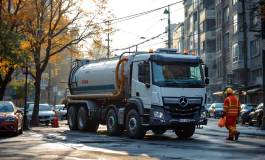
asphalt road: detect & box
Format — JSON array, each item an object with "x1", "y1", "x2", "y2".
[{"x1": 0, "y1": 118, "x2": 265, "y2": 160}]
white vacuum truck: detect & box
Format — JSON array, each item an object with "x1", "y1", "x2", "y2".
[{"x1": 66, "y1": 48, "x2": 209, "y2": 139}]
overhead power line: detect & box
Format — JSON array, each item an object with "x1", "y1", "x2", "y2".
[{"x1": 111, "y1": 31, "x2": 166, "y2": 52}]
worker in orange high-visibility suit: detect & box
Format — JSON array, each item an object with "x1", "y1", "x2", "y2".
[{"x1": 222, "y1": 88, "x2": 241, "y2": 141}]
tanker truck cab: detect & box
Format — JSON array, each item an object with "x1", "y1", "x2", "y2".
[
  {"x1": 130, "y1": 51, "x2": 209, "y2": 138},
  {"x1": 66, "y1": 48, "x2": 209, "y2": 139}
]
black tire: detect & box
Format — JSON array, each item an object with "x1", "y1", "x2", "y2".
[
  {"x1": 77, "y1": 107, "x2": 89, "y2": 132},
  {"x1": 126, "y1": 109, "x2": 146, "y2": 139},
  {"x1": 68, "y1": 106, "x2": 78, "y2": 130},
  {"x1": 45, "y1": 122, "x2": 49, "y2": 126},
  {"x1": 12, "y1": 121, "x2": 19, "y2": 137},
  {"x1": 249, "y1": 118, "x2": 254, "y2": 126},
  {"x1": 106, "y1": 109, "x2": 124, "y2": 136},
  {"x1": 152, "y1": 128, "x2": 167, "y2": 135},
  {"x1": 174, "y1": 124, "x2": 195, "y2": 138},
  {"x1": 77, "y1": 107, "x2": 99, "y2": 132}
]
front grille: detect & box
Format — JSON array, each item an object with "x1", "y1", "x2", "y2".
[{"x1": 39, "y1": 116, "x2": 50, "y2": 119}]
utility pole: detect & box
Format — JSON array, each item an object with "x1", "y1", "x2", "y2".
[
  {"x1": 259, "y1": 1, "x2": 265, "y2": 130},
  {"x1": 47, "y1": 63, "x2": 51, "y2": 105},
  {"x1": 164, "y1": 6, "x2": 171, "y2": 48},
  {"x1": 242, "y1": 0, "x2": 248, "y2": 104}
]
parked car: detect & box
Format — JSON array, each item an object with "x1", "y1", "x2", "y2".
[
  {"x1": 0, "y1": 101, "x2": 23, "y2": 136},
  {"x1": 204, "y1": 104, "x2": 211, "y2": 118},
  {"x1": 249, "y1": 103, "x2": 263, "y2": 126},
  {"x1": 28, "y1": 104, "x2": 54, "y2": 126},
  {"x1": 54, "y1": 105, "x2": 67, "y2": 120},
  {"x1": 208, "y1": 103, "x2": 224, "y2": 118},
  {"x1": 238, "y1": 104, "x2": 257, "y2": 124}
]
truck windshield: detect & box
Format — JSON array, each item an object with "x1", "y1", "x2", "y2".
[{"x1": 152, "y1": 62, "x2": 204, "y2": 88}]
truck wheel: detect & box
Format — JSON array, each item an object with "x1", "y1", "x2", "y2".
[
  {"x1": 106, "y1": 109, "x2": 124, "y2": 136},
  {"x1": 152, "y1": 128, "x2": 167, "y2": 135},
  {"x1": 174, "y1": 124, "x2": 195, "y2": 139},
  {"x1": 68, "y1": 107, "x2": 78, "y2": 130},
  {"x1": 77, "y1": 107, "x2": 89, "y2": 132},
  {"x1": 126, "y1": 109, "x2": 146, "y2": 139}
]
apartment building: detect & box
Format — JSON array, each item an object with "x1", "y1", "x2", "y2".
[
  {"x1": 214, "y1": 0, "x2": 263, "y2": 104},
  {"x1": 183, "y1": 0, "x2": 217, "y2": 103},
  {"x1": 173, "y1": 23, "x2": 185, "y2": 53}
]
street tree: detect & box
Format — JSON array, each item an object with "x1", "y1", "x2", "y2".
[
  {"x1": 0, "y1": 0, "x2": 29, "y2": 100},
  {"x1": 20, "y1": 0, "x2": 114, "y2": 126}
]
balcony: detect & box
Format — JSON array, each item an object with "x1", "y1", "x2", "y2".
[
  {"x1": 200, "y1": 31, "x2": 215, "y2": 41},
  {"x1": 232, "y1": 60, "x2": 245, "y2": 71},
  {"x1": 200, "y1": 9, "x2": 215, "y2": 22},
  {"x1": 188, "y1": 5, "x2": 193, "y2": 16}
]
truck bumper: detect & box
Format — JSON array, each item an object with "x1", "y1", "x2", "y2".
[{"x1": 148, "y1": 106, "x2": 207, "y2": 127}]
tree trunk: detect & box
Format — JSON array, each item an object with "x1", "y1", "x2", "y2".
[
  {"x1": 0, "y1": 83, "x2": 7, "y2": 100},
  {"x1": 0, "y1": 67, "x2": 14, "y2": 100},
  {"x1": 31, "y1": 70, "x2": 42, "y2": 126}
]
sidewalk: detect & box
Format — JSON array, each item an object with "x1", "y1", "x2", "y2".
[{"x1": 204, "y1": 118, "x2": 265, "y2": 137}]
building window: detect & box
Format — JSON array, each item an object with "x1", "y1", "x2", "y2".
[
  {"x1": 250, "y1": 39, "x2": 260, "y2": 57},
  {"x1": 223, "y1": 6, "x2": 229, "y2": 24},
  {"x1": 224, "y1": 33, "x2": 229, "y2": 49},
  {"x1": 232, "y1": 43, "x2": 238, "y2": 62},
  {"x1": 251, "y1": 10, "x2": 258, "y2": 27},
  {"x1": 232, "y1": 0, "x2": 237, "y2": 6},
  {"x1": 252, "y1": 68, "x2": 262, "y2": 82},
  {"x1": 201, "y1": 41, "x2": 205, "y2": 53},
  {"x1": 233, "y1": 14, "x2": 238, "y2": 33}
]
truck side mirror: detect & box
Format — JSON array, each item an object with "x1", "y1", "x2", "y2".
[
  {"x1": 204, "y1": 66, "x2": 209, "y2": 77},
  {"x1": 138, "y1": 63, "x2": 146, "y2": 76},
  {"x1": 205, "y1": 78, "x2": 209, "y2": 85}
]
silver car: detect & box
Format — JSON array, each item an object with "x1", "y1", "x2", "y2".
[
  {"x1": 208, "y1": 103, "x2": 224, "y2": 118},
  {"x1": 54, "y1": 105, "x2": 67, "y2": 120},
  {"x1": 28, "y1": 104, "x2": 54, "y2": 126}
]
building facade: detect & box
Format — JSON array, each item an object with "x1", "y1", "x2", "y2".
[
  {"x1": 183, "y1": 0, "x2": 217, "y2": 103},
  {"x1": 214, "y1": 0, "x2": 263, "y2": 104},
  {"x1": 173, "y1": 23, "x2": 185, "y2": 53}
]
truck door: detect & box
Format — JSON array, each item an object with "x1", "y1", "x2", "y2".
[{"x1": 131, "y1": 61, "x2": 151, "y2": 109}]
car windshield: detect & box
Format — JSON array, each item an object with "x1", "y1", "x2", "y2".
[
  {"x1": 215, "y1": 104, "x2": 224, "y2": 108},
  {"x1": 152, "y1": 62, "x2": 204, "y2": 88},
  {"x1": 246, "y1": 105, "x2": 256, "y2": 110},
  {"x1": 29, "y1": 104, "x2": 52, "y2": 111},
  {"x1": 55, "y1": 105, "x2": 64, "y2": 110},
  {"x1": 0, "y1": 102, "x2": 14, "y2": 112},
  {"x1": 205, "y1": 104, "x2": 211, "y2": 109}
]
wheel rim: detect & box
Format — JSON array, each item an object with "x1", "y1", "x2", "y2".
[
  {"x1": 79, "y1": 111, "x2": 84, "y2": 128},
  {"x1": 108, "y1": 115, "x2": 115, "y2": 130},
  {"x1": 128, "y1": 117, "x2": 137, "y2": 133}
]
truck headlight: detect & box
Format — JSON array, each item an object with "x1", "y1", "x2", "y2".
[
  {"x1": 5, "y1": 117, "x2": 15, "y2": 122},
  {"x1": 153, "y1": 111, "x2": 164, "y2": 119}
]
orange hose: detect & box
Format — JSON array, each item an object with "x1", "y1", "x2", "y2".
[{"x1": 115, "y1": 58, "x2": 128, "y2": 88}]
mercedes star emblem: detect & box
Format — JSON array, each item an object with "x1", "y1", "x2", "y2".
[{"x1": 179, "y1": 97, "x2": 188, "y2": 107}]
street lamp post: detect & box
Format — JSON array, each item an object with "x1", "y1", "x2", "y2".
[
  {"x1": 164, "y1": 6, "x2": 171, "y2": 48},
  {"x1": 22, "y1": 64, "x2": 31, "y2": 130}
]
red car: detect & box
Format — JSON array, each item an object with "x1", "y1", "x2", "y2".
[{"x1": 0, "y1": 101, "x2": 23, "y2": 136}]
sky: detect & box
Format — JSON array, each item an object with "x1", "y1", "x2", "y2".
[{"x1": 82, "y1": 0, "x2": 184, "y2": 56}]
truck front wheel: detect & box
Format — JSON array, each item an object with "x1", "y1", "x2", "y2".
[
  {"x1": 126, "y1": 109, "x2": 146, "y2": 139},
  {"x1": 68, "y1": 107, "x2": 78, "y2": 130},
  {"x1": 174, "y1": 124, "x2": 195, "y2": 139},
  {"x1": 106, "y1": 109, "x2": 124, "y2": 136}
]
